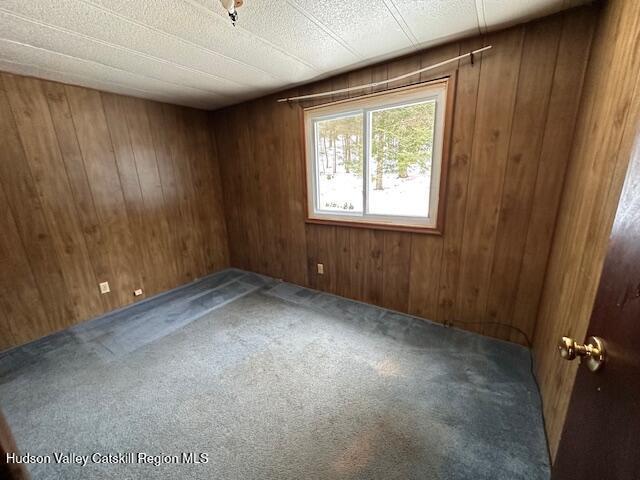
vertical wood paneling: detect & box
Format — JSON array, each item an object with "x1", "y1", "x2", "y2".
[
  {"x1": 188, "y1": 109, "x2": 229, "y2": 272},
  {"x1": 121, "y1": 96, "x2": 178, "y2": 293},
  {"x1": 0, "y1": 1, "x2": 620, "y2": 462},
  {"x1": 334, "y1": 227, "x2": 351, "y2": 299},
  {"x1": 484, "y1": 16, "x2": 562, "y2": 339},
  {"x1": 236, "y1": 103, "x2": 262, "y2": 274},
  {"x1": 345, "y1": 68, "x2": 378, "y2": 303},
  {"x1": 379, "y1": 56, "x2": 418, "y2": 314},
  {"x1": 214, "y1": 8, "x2": 597, "y2": 345},
  {"x1": 435, "y1": 38, "x2": 481, "y2": 325},
  {"x1": 303, "y1": 79, "x2": 338, "y2": 291},
  {"x1": 408, "y1": 235, "x2": 443, "y2": 321},
  {"x1": 278, "y1": 90, "x2": 308, "y2": 286},
  {"x1": 0, "y1": 79, "x2": 73, "y2": 331},
  {"x1": 2, "y1": 74, "x2": 102, "y2": 325},
  {"x1": 0, "y1": 311, "x2": 14, "y2": 352},
  {"x1": 381, "y1": 232, "x2": 411, "y2": 312},
  {"x1": 145, "y1": 101, "x2": 191, "y2": 283},
  {"x1": 168, "y1": 104, "x2": 210, "y2": 278},
  {"x1": 212, "y1": 107, "x2": 248, "y2": 270},
  {"x1": 328, "y1": 75, "x2": 353, "y2": 299},
  {"x1": 100, "y1": 92, "x2": 163, "y2": 296},
  {"x1": 409, "y1": 41, "x2": 461, "y2": 323},
  {"x1": 67, "y1": 88, "x2": 145, "y2": 302},
  {"x1": 456, "y1": 26, "x2": 524, "y2": 332},
  {"x1": 0, "y1": 181, "x2": 49, "y2": 349},
  {"x1": 0, "y1": 75, "x2": 229, "y2": 350},
  {"x1": 43, "y1": 82, "x2": 114, "y2": 310},
  {"x1": 533, "y1": 0, "x2": 640, "y2": 459},
  {"x1": 306, "y1": 224, "x2": 337, "y2": 293},
  {"x1": 512, "y1": 9, "x2": 596, "y2": 342},
  {"x1": 251, "y1": 97, "x2": 282, "y2": 278},
  {"x1": 363, "y1": 230, "x2": 385, "y2": 306}
]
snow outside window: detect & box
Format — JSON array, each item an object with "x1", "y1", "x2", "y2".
[{"x1": 303, "y1": 81, "x2": 448, "y2": 231}]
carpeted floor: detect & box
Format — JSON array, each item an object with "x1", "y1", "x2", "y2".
[{"x1": 0, "y1": 269, "x2": 549, "y2": 479}]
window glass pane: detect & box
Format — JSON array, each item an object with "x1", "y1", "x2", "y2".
[
  {"x1": 315, "y1": 113, "x2": 364, "y2": 213},
  {"x1": 367, "y1": 100, "x2": 435, "y2": 217}
]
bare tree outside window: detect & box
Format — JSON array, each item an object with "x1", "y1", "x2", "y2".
[{"x1": 305, "y1": 82, "x2": 447, "y2": 230}]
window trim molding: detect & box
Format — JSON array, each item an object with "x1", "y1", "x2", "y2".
[{"x1": 300, "y1": 75, "x2": 455, "y2": 235}]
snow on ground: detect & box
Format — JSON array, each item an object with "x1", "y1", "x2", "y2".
[{"x1": 318, "y1": 165, "x2": 430, "y2": 217}]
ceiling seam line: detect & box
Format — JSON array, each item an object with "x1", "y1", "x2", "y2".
[
  {"x1": 77, "y1": 0, "x2": 307, "y2": 81},
  {"x1": 178, "y1": 0, "x2": 322, "y2": 72},
  {"x1": 381, "y1": 0, "x2": 419, "y2": 47},
  {"x1": 284, "y1": 0, "x2": 363, "y2": 59},
  {"x1": 86, "y1": 0, "x2": 312, "y2": 77},
  {"x1": 475, "y1": 0, "x2": 488, "y2": 34},
  {"x1": 482, "y1": 0, "x2": 488, "y2": 33},
  {"x1": 0, "y1": 8, "x2": 258, "y2": 92},
  {"x1": 0, "y1": 38, "x2": 228, "y2": 99},
  {"x1": 0, "y1": 57, "x2": 212, "y2": 108}
]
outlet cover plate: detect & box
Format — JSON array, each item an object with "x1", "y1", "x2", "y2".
[{"x1": 99, "y1": 281, "x2": 110, "y2": 294}]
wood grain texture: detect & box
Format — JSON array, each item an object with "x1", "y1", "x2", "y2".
[
  {"x1": 0, "y1": 74, "x2": 229, "y2": 351},
  {"x1": 512, "y1": 8, "x2": 596, "y2": 345},
  {"x1": 213, "y1": 8, "x2": 597, "y2": 345},
  {"x1": 3, "y1": 74, "x2": 102, "y2": 326},
  {"x1": 552, "y1": 65, "x2": 640, "y2": 479},
  {"x1": 533, "y1": 0, "x2": 640, "y2": 460},
  {"x1": 0, "y1": 180, "x2": 49, "y2": 347},
  {"x1": 483, "y1": 17, "x2": 562, "y2": 340},
  {"x1": 0, "y1": 81, "x2": 70, "y2": 337},
  {"x1": 456, "y1": 26, "x2": 524, "y2": 334},
  {"x1": 435, "y1": 38, "x2": 480, "y2": 326},
  {"x1": 42, "y1": 82, "x2": 117, "y2": 311}
]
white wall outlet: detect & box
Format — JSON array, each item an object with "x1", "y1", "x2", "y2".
[
  {"x1": 134, "y1": 288, "x2": 143, "y2": 297},
  {"x1": 317, "y1": 263, "x2": 324, "y2": 275},
  {"x1": 99, "y1": 281, "x2": 110, "y2": 294}
]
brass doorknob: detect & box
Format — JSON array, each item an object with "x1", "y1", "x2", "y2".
[{"x1": 558, "y1": 336, "x2": 606, "y2": 372}]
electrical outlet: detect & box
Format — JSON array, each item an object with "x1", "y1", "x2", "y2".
[
  {"x1": 134, "y1": 288, "x2": 143, "y2": 297},
  {"x1": 317, "y1": 263, "x2": 324, "y2": 275},
  {"x1": 99, "y1": 281, "x2": 110, "y2": 294}
]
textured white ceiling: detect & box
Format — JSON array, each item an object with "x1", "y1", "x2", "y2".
[{"x1": 0, "y1": 0, "x2": 590, "y2": 110}]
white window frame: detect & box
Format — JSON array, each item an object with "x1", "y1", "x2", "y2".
[{"x1": 303, "y1": 80, "x2": 449, "y2": 232}]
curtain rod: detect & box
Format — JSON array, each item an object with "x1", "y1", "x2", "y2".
[{"x1": 276, "y1": 45, "x2": 492, "y2": 103}]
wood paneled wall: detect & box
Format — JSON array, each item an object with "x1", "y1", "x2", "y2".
[
  {"x1": 0, "y1": 73, "x2": 229, "y2": 351},
  {"x1": 533, "y1": 0, "x2": 640, "y2": 460},
  {"x1": 213, "y1": 7, "x2": 597, "y2": 345}
]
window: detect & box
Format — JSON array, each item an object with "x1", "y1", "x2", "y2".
[{"x1": 304, "y1": 80, "x2": 450, "y2": 232}]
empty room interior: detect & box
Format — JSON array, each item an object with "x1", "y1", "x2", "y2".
[{"x1": 1, "y1": 0, "x2": 640, "y2": 478}]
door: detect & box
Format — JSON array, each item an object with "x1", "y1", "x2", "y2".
[{"x1": 552, "y1": 139, "x2": 640, "y2": 478}]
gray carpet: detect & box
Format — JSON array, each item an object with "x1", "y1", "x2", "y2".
[{"x1": 0, "y1": 269, "x2": 549, "y2": 479}]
